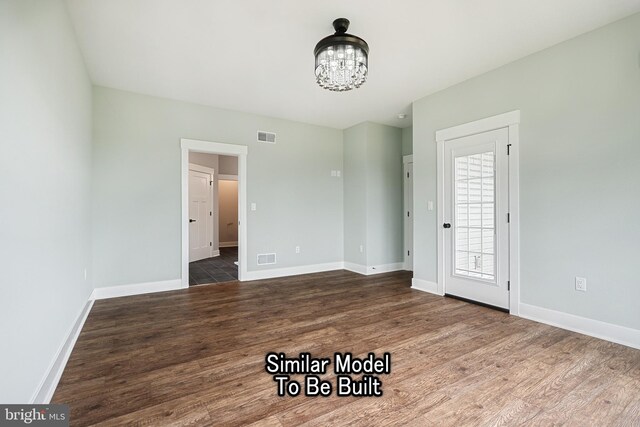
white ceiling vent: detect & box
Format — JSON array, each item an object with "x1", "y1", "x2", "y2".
[
  {"x1": 257, "y1": 253, "x2": 277, "y2": 265},
  {"x1": 257, "y1": 131, "x2": 276, "y2": 144}
]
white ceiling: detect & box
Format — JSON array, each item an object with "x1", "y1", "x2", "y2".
[{"x1": 65, "y1": 0, "x2": 640, "y2": 129}]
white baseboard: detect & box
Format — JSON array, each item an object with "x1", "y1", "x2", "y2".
[
  {"x1": 91, "y1": 279, "x2": 182, "y2": 300},
  {"x1": 343, "y1": 262, "x2": 404, "y2": 276},
  {"x1": 243, "y1": 262, "x2": 344, "y2": 281},
  {"x1": 219, "y1": 241, "x2": 238, "y2": 248},
  {"x1": 411, "y1": 278, "x2": 440, "y2": 295},
  {"x1": 31, "y1": 298, "x2": 94, "y2": 404},
  {"x1": 212, "y1": 249, "x2": 220, "y2": 257},
  {"x1": 519, "y1": 303, "x2": 640, "y2": 350},
  {"x1": 367, "y1": 262, "x2": 404, "y2": 275},
  {"x1": 343, "y1": 262, "x2": 367, "y2": 275}
]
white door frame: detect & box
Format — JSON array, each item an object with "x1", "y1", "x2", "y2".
[
  {"x1": 181, "y1": 138, "x2": 248, "y2": 287},
  {"x1": 403, "y1": 155, "x2": 413, "y2": 271},
  {"x1": 435, "y1": 110, "x2": 520, "y2": 315},
  {"x1": 188, "y1": 163, "x2": 215, "y2": 260}
]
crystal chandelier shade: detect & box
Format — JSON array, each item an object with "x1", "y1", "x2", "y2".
[{"x1": 314, "y1": 18, "x2": 369, "y2": 92}]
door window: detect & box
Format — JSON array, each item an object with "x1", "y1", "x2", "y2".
[{"x1": 454, "y1": 152, "x2": 495, "y2": 281}]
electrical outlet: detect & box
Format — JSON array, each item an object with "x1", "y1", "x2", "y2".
[
  {"x1": 295, "y1": 246, "x2": 300, "y2": 254},
  {"x1": 359, "y1": 245, "x2": 364, "y2": 253},
  {"x1": 251, "y1": 203, "x2": 257, "y2": 211},
  {"x1": 575, "y1": 277, "x2": 587, "y2": 292},
  {"x1": 84, "y1": 268, "x2": 87, "y2": 280}
]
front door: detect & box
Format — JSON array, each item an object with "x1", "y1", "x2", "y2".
[
  {"x1": 189, "y1": 169, "x2": 213, "y2": 262},
  {"x1": 443, "y1": 128, "x2": 510, "y2": 309}
]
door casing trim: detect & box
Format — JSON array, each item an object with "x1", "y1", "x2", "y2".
[
  {"x1": 403, "y1": 154, "x2": 414, "y2": 271},
  {"x1": 435, "y1": 110, "x2": 520, "y2": 315}
]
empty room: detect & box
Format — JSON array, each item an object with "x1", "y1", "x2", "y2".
[{"x1": 1, "y1": 0, "x2": 640, "y2": 425}]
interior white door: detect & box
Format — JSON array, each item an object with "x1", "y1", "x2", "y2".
[
  {"x1": 444, "y1": 128, "x2": 510, "y2": 309},
  {"x1": 404, "y1": 161, "x2": 413, "y2": 271},
  {"x1": 189, "y1": 169, "x2": 213, "y2": 262}
]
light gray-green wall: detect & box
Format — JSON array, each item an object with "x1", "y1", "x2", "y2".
[
  {"x1": 92, "y1": 87, "x2": 344, "y2": 287},
  {"x1": 402, "y1": 126, "x2": 413, "y2": 155},
  {"x1": 0, "y1": 0, "x2": 93, "y2": 402},
  {"x1": 413, "y1": 13, "x2": 640, "y2": 330},
  {"x1": 344, "y1": 122, "x2": 403, "y2": 267},
  {"x1": 343, "y1": 124, "x2": 368, "y2": 266}
]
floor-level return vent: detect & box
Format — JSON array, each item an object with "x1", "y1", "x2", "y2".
[{"x1": 257, "y1": 253, "x2": 277, "y2": 265}]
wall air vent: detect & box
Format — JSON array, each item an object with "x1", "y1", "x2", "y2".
[
  {"x1": 257, "y1": 131, "x2": 276, "y2": 144},
  {"x1": 257, "y1": 253, "x2": 277, "y2": 265}
]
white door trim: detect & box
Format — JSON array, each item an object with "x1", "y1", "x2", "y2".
[
  {"x1": 181, "y1": 138, "x2": 248, "y2": 286},
  {"x1": 189, "y1": 163, "x2": 215, "y2": 175},
  {"x1": 436, "y1": 110, "x2": 520, "y2": 315},
  {"x1": 403, "y1": 155, "x2": 413, "y2": 271}
]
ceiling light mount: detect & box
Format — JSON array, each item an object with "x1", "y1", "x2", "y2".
[{"x1": 314, "y1": 18, "x2": 369, "y2": 92}]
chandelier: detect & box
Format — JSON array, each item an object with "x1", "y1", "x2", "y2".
[{"x1": 314, "y1": 18, "x2": 369, "y2": 91}]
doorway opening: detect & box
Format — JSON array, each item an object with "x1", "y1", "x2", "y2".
[
  {"x1": 187, "y1": 154, "x2": 239, "y2": 285},
  {"x1": 181, "y1": 139, "x2": 248, "y2": 288}
]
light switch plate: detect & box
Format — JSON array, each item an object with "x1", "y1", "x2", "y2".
[{"x1": 251, "y1": 203, "x2": 257, "y2": 211}]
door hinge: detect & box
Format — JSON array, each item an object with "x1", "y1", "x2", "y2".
[
  {"x1": 507, "y1": 281, "x2": 511, "y2": 291},
  {"x1": 210, "y1": 242, "x2": 212, "y2": 246},
  {"x1": 407, "y1": 211, "x2": 410, "y2": 217},
  {"x1": 407, "y1": 250, "x2": 410, "y2": 256},
  {"x1": 210, "y1": 211, "x2": 212, "y2": 216},
  {"x1": 507, "y1": 144, "x2": 512, "y2": 155},
  {"x1": 507, "y1": 213, "x2": 510, "y2": 223},
  {"x1": 407, "y1": 172, "x2": 410, "y2": 178}
]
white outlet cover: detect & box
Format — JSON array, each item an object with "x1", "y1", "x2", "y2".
[
  {"x1": 428, "y1": 201, "x2": 434, "y2": 211},
  {"x1": 575, "y1": 277, "x2": 587, "y2": 292},
  {"x1": 251, "y1": 202, "x2": 257, "y2": 211}
]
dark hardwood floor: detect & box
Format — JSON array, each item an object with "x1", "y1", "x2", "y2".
[{"x1": 53, "y1": 270, "x2": 640, "y2": 426}]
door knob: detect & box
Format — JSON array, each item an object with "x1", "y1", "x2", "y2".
[
  {"x1": 443, "y1": 223, "x2": 451, "y2": 229},
  {"x1": 189, "y1": 219, "x2": 196, "y2": 223}
]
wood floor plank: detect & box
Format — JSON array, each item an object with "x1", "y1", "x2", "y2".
[{"x1": 52, "y1": 270, "x2": 640, "y2": 426}]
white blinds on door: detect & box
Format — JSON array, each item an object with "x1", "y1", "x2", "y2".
[{"x1": 454, "y1": 151, "x2": 496, "y2": 281}]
